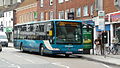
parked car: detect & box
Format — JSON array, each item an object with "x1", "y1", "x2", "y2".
[
  {"x1": 0, "y1": 32, "x2": 8, "y2": 47},
  {"x1": 0, "y1": 44, "x2": 2, "y2": 52}
]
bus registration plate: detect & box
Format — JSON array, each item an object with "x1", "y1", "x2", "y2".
[{"x1": 66, "y1": 52, "x2": 72, "y2": 54}]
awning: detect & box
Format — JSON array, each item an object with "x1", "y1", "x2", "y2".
[{"x1": 96, "y1": 25, "x2": 110, "y2": 31}]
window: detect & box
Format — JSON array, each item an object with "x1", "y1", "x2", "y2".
[
  {"x1": 50, "y1": 0, "x2": 53, "y2": 5},
  {"x1": 65, "y1": 9, "x2": 69, "y2": 19},
  {"x1": 6, "y1": 13, "x2": 7, "y2": 17},
  {"x1": 41, "y1": 12, "x2": 44, "y2": 21},
  {"x1": 90, "y1": 5, "x2": 94, "y2": 15},
  {"x1": 40, "y1": 0, "x2": 44, "y2": 7},
  {"x1": 65, "y1": 0, "x2": 69, "y2": 1},
  {"x1": 76, "y1": 8, "x2": 81, "y2": 17},
  {"x1": 115, "y1": 0, "x2": 118, "y2": 2},
  {"x1": 83, "y1": 6, "x2": 88, "y2": 16},
  {"x1": 59, "y1": 11, "x2": 64, "y2": 19},
  {"x1": 114, "y1": 0, "x2": 120, "y2": 8},
  {"x1": 95, "y1": 0, "x2": 103, "y2": 11},
  {"x1": 10, "y1": 0, "x2": 13, "y2": 4},
  {"x1": 49, "y1": 11, "x2": 54, "y2": 20},
  {"x1": 70, "y1": 8, "x2": 75, "y2": 13},
  {"x1": 9, "y1": 12, "x2": 11, "y2": 17},
  {"x1": 58, "y1": 0, "x2": 64, "y2": 3}
]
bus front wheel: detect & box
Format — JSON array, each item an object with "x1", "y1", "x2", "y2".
[{"x1": 65, "y1": 54, "x2": 70, "y2": 57}]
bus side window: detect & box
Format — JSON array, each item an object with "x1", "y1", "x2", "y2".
[
  {"x1": 39, "y1": 25, "x2": 44, "y2": 32},
  {"x1": 30, "y1": 25, "x2": 34, "y2": 32}
]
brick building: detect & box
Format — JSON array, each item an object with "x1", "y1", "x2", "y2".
[
  {"x1": 38, "y1": 0, "x2": 119, "y2": 21},
  {"x1": 15, "y1": 0, "x2": 119, "y2": 24},
  {"x1": 38, "y1": 0, "x2": 57, "y2": 21},
  {"x1": 15, "y1": 0, "x2": 38, "y2": 24}
]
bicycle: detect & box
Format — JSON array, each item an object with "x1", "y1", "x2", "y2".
[
  {"x1": 104, "y1": 43, "x2": 119, "y2": 55},
  {"x1": 110, "y1": 43, "x2": 119, "y2": 55}
]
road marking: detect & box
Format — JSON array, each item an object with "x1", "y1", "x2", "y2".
[
  {"x1": 0, "y1": 59, "x2": 21, "y2": 68},
  {"x1": 52, "y1": 63, "x2": 70, "y2": 68},
  {"x1": 14, "y1": 54, "x2": 35, "y2": 63},
  {"x1": 14, "y1": 54, "x2": 22, "y2": 58},
  {"x1": 10, "y1": 64, "x2": 21, "y2": 68},
  {"x1": 25, "y1": 59, "x2": 35, "y2": 63},
  {"x1": 102, "y1": 64, "x2": 112, "y2": 68}
]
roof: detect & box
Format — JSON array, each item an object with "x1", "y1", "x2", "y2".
[
  {"x1": 14, "y1": 19, "x2": 83, "y2": 26},
  {"x1": 18, "y1": 0, "x2": 37, "y2": 8}
]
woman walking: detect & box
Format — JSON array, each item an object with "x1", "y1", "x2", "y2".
[{"x1": 95, "y1": 37, "x2": 102, "y2": 55}]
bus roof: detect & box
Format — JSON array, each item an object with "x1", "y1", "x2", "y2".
[{"x1": 14, "y1": 19, "x2": 83, "y2": 26}]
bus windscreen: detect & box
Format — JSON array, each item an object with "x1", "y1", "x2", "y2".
[{"x1": 56, "y1": 21, "x2": 82, "y2": 44}]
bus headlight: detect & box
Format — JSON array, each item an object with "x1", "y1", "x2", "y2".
[
  {"x1": 78, "y1": 49, "x2": 83, "y2": 51},
  {"x1": 53, "y1": 48, "x2": 60, "y2": 50}
]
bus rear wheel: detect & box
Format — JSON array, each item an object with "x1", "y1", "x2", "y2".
[
  {"x1": 20, "y1": 46, "x2": 24, "y2": 52},
  {"x1": 40, "y1": 46, "x2": 45, "y2": 56}
]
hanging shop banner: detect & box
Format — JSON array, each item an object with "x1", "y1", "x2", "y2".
[
  {"x1": 98, "y1": 11, "x2": 105, "y2": 31},
  {"x1": 98, "y1": 18, "x2": 105, "y2": 31}
]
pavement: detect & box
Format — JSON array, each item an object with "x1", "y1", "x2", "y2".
[{"x1": 80, "y1": 54, "x2": 120, "y2": 66}]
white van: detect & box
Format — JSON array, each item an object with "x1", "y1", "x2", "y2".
[{"x1": 0, "y1": 32, "x2": 8, "y2": 47}]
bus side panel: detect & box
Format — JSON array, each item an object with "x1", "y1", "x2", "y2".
[
  {"x1": 21, "y1": 40, "x2": 44, "y2": 52},
  {"x1": 14, "y1": 39, "x2": 44, "y2": 52},
  {"x1": 14, "y1": 39, "x2": 23, "y2": 49}
]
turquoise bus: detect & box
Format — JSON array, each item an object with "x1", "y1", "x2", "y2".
[{"x1": 13, "y1": 19, "x2": 92, "y2": 57}]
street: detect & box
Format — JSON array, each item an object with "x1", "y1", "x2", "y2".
[{"x1": 0, "y1": 43, "x2": 119, "y2": 68}]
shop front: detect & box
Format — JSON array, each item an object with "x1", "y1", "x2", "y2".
[
  {"x1": 110, "y1": 12, "x2": 120, "y2": 43},
  {"x1": 95, "y1": 25, "x2": 110, "y2": 46}
]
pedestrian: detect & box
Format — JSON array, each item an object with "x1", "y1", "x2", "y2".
[
  {"x1": 101, "y1": 31, "x2": 108, "y2": 55},
  {"x1": 94, "y1": 37, "x2": 102, "y2": 55}
]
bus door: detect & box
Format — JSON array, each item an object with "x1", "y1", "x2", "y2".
[{"x1": 82, "y1": 24, "x2": 93, "y2": 54}]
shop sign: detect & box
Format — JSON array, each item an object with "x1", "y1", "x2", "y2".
[
  {"x1": 98, "y1": 11, "x2": 105, "y2": 19},
  {"x1": 110, "y1": 12, "x2": 120, "y2": 22},
  {"x1": 68, "y1": 12, "x2": 74, "y2": 20},
  {"x1": 3, "y1": 27, "x2": 13, "y2": 32}
]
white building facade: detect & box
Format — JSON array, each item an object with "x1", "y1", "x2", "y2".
[
  {"x1": 0, "y1": 0, "x2": 21, "y2": 6},
  {"x1": 3, "y1": 10, "x2": 14, "y2": 42}
]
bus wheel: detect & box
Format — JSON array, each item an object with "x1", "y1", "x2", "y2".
[
  {"x1": 65, "y1": 54, "x2": 70, "y2": 57},
  {"x1": 0, "y1": 49, "x2": 2, "y2": 52},
  {"x1": 40, "y1": 46, "x2": 45, "y2": 56},
  {"x1": 20, "y1": 46, "x2": 24, "y2": 52}
]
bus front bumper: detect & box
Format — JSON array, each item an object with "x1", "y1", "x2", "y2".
[{"x1": 44, "y1": 50, "x2": 83, "y2": 54}]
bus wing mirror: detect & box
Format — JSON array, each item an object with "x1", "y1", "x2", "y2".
[{"x1": 47, "y1": 30, "x2": 52, "y2": 36}]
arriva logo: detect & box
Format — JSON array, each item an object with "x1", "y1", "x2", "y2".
[{"x1": 65, "y1": 45, "x2": 73, "y2": 48}]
